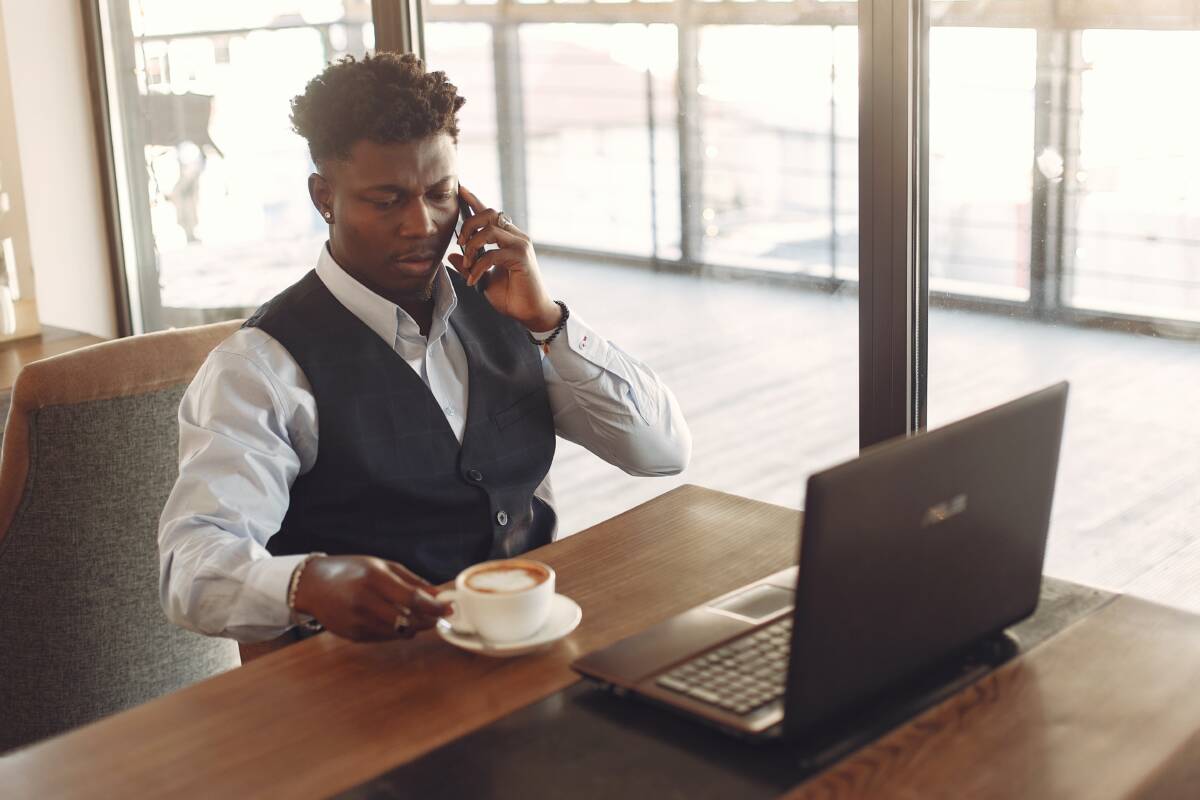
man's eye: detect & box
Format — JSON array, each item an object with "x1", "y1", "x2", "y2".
[
  {"x1": 373, "y1": 199, "x2": 396, "y2": 209},
  {"x1": 430, "y1": 192, "x2": 454, "y2": 201}
]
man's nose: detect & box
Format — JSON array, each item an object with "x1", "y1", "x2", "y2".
[{"x1": 399, "y1": 199, "x2": 438, "y2": 238}]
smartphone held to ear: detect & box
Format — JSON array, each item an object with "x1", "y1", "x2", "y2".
[{"x1": 457, "y1": 197, "x2": 492, "y2": 290}]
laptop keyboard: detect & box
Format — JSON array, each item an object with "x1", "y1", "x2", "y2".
[{"x1": 654, "y1": 617, "x2": 791, "y2": 716}]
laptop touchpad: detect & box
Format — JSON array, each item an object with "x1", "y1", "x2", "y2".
[{"x1": 707, "y1": 584, "x2": 794, "y2": 622}]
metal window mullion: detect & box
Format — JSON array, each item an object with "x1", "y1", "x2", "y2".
[
  {"x1": 676, "y1": 3, "x2": 703, "y2": 265},
  {"x1": 100, "y1": 0, "x2": 164, "y2": 334},
  {"x1": 493, "y1": 15, "x2": 529, "y2": 229},
  {"x1": 373, "y1": 0, "x2": 424, "y2": 57},
  {"x1": 1056, "y1": 30, "x2": 1084, "y2": 314},
  {"x1": 914, "y1": 1, "x2": 929, "y2": 433},
  {"x1": 1029, "y1": 28, "x2": 1059, "y2": 316},
  {"x1": 858, "y1": 0, "x2": 922, "y2": 449},
  {"x1": 645, "y1": 58, "x2": 661, "y2": 264},
  {"x1": 829, "y1": 26, "x2": 839, "y2": 280},
  {"x1": 82, "y1": 0, "x2": 134, "y2": 337}
]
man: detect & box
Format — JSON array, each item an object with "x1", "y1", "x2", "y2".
[{"x1": 158, "y1": 53, "x2": 690, "y2": 646}]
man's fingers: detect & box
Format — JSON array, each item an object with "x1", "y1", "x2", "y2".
[
  {"x1": 372, "y1": 565, "x2": 451, "y2": 618},
  {"x1": 383, "y1": 560, "x2": 435, "y2": 590},
  {"x1": 458, "y1": 183, "x2": 483, "y2": 218},
  {"x1": 349, "y1": 592, "x2": 417, "y2": 641},
  {"x1": 456, "y1": 186, "x2": 488, "y2": 243},
  {"x1": 466, "y1": 252, "x2": 507, "y2": 287},
  {"x1": 411, "y1": 587, "x2": 452, "y2": 618},
  {"x1": 463, "y1": 225, "x2": 526, "y2": 267},
  {"x1": 458, "y1": 204, "x2": 529, "y2": 253}
]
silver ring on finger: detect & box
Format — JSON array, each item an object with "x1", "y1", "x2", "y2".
[
  {"x1": 496, "y1": 211, "x2": 514, "y2": 230},
  {"x1": 393, "y1": 608, "x2": 412, "y2": 633}
]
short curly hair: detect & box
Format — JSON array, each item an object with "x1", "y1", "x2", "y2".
[{"x1": 290, "y1": 52, "x2": 466, "y2": 164}]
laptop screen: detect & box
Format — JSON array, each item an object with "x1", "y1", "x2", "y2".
[{"x1": 783, "y1": 382, "x2": 1067, "y2": 736}]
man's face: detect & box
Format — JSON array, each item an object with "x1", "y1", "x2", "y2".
[{"x1": 312, "y1": 134, "x2": 459, "y2": 302}]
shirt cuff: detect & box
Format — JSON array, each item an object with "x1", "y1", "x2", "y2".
[
  {"x1": 236, "y1": 553, "x2": 317, "y2": 630},
  {"x1": 538, "y1": 312, "x2": 612, "y2": 383}
]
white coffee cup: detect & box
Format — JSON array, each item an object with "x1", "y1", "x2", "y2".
[{"x1": 440, "y1": 558, "x2": 555, "y2": 643}]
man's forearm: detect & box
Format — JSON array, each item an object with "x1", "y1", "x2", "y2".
[
  {"x1": 158, "y1": 517, "x2": 308, "y2": 642},
  {"x1": 541, "y1": 312, "x2": 691, "y2": 476}
]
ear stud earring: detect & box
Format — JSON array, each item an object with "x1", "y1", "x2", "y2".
[{"x1": 323, "y1": 211, "x2": 332, "y2": 220}]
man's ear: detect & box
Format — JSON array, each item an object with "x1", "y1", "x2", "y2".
[{"x1": 309, "y1": 171, "x2": 334, "y2": 222}]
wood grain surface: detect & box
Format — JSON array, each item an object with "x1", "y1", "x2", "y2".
[
  {"x1": 783, "y1": 596, "x2": 1200, "y2": 800},
  {"x1": 0, "y1": 485, "x2": 802, "y2": 800}
]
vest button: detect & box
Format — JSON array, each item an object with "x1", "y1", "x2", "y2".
[
  {"x1": 467, "y1": 469, "x2": 483, "y2": 482},
  {"x1": 496, "y1": 510, "x2": 509, "y2": 526}
]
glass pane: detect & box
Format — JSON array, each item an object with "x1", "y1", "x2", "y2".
[
  {"x1": 425, "y1": 23, "x2": 503, "y2": 207},
  {"x1": 519, "y1": 23, "x2": 680, "y2": 258},
  {"x1": 1070, "y1": 30, "x2": 1200, "y2": 321},
  {"x1": 102, "y1": 0, "x2": 373, "y2": 331},
  {"x1": 698, "y1": 25, "x2": 857, "y2": 279},
  {"x1": 425, "y1": 1, "x2": 859, "y2": 535},
  {"x1": 927, "y1": 6, "x2": 1200, "y2": 614},
  {"x1": 929, "y1": 26, "x2": 1034, "y2": 300}
]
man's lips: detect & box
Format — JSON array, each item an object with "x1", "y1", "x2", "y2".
[{"x1": 390, "y1": 253, "x2": 438, "y2": 264}]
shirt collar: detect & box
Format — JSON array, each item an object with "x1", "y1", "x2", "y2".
[{"x1": 315, "y1": 244, "x2": 459, "y2": 346}]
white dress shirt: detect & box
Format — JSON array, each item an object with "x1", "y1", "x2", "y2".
[{"x1": 158, "y1": 246, "x2": 691, "y2": 642}]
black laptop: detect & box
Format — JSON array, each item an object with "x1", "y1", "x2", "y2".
[{"x1": 573, "y1": 382, "x2": 1068, "y2": 741}]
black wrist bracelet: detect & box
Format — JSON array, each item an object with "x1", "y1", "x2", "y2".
[{"x1": 528, "y1": 300, "x2": 569, "y2": 352}]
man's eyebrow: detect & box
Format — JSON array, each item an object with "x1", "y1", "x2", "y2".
[{"x1": 362, "y1": 176, "x2": 455, "y2": 194}]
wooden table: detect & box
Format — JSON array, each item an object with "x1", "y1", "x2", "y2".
[{"x1": 2, "y1": 485, "x2": 1198, "y2": 799}]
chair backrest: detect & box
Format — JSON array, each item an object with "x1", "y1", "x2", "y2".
[{"x1": 0, "y1": 321, "x2": 244, "y2": 754}]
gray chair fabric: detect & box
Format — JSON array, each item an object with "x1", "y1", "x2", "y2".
[{"x1": 0, "y1": 326, "x2": 241, "y2": 754}]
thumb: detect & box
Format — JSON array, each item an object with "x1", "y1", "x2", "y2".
[{"x1": 447, "y1": 252, "x2": 464, "y2": 269}]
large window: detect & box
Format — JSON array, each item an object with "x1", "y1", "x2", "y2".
[
  {"x1": 97, "y1": 0, "x2": 373, "y2": 331},
  {"x1": 926, "y1": 7, "x2": 1200, "y2": 612}
]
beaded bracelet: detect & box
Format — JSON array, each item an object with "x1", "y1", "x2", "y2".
[
  {"x1": 527, "y1": 300, "x2": 569, "y2": 354},
  {"x1": 287, "y1": 552, "x2": 326, "y2": 614}
]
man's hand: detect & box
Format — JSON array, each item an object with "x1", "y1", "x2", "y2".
[
  {"x1": 291, "y1": 555, "x2": 450, "y2": 641},
  {"x1": 448, "y1": 184, "x2": 562, "y2": 332}
]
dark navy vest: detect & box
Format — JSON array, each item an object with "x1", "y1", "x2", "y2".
[{"x1": 244, "y1": 269, "x2": 557, "y2": 584}]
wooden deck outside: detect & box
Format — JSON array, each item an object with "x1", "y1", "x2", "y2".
[{"x1": 542, "y1": 255, "x2": 1200, "y2": 614}]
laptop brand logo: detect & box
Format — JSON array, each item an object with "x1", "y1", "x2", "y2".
[{"x1": 921, "y1": 493, "x2": 968, "y2": 527}]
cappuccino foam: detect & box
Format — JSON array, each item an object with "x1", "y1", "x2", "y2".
[{"x1": 467, "y1": 566, "x2": 545, "y2": 594}]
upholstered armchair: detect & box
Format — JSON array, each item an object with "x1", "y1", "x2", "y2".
[{"x1": 0, "y1": 321, "x2": 243, "y2": 754}]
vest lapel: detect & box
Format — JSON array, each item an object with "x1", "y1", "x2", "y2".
[
  {"x1": 448, "y1": 273, "x2": 499, "y2": 439},
  {"x1": 317, "y1": 273, "x2": 463, "y2": 450}
]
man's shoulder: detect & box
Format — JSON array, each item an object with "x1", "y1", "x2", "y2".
[
  {"x1": 202, "y1": 326, "x2": 300, "y2": 385},
  {"x1": 243, "y1": 270, "x2": 325, "y2": 331}
]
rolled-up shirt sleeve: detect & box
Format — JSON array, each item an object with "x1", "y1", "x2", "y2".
[
  {"x1": 158, "y1": 342, "x2": 314, "y2": 643},
  {"x1": 540, "y1": 312, "x2": 691, "y2": 476}
]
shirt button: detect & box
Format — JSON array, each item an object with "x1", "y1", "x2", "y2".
[
  {"x1": 467, "y1": 469, "x2": 483, "y2": 482},
  {"x1": 445, "y1": 406, "x2": 455, "y2": 416},
  {"x1": 496, "y1": 510, "x2": 509, "y2": 526}
]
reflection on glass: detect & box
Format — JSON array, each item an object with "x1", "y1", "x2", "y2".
[{"x1": 928, "y1": 10, "x2": 1200, "y2": 614}]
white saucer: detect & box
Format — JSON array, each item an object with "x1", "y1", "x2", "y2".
[{"x1": 436, "y1": 593, "x2": 582, "y2": 657}]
